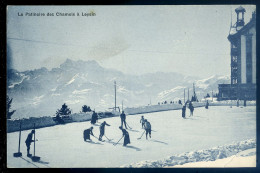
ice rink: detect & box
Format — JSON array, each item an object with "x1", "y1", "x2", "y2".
[{"x1": 7, "y1": 106, "x2": 256, "y2": 168}]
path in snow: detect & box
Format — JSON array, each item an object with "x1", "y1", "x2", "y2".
[{"x1": 7, "y1": 106, "x2": 256, "y2": 168}]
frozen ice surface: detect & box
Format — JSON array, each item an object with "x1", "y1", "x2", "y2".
[{"x1": 7, "y1": 106, "x2": 256, "y2": 168}]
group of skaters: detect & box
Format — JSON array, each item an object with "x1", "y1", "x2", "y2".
[
  {"x1": 182, "y1": 101, "x2": 195, "y2": 118},
  {"x1": 24, "y1": 101, "x2": 210, "y2": 156},
  {"x1": 83, "y1": 111, "x2": 152, "y2": 147},
  {"x1": 182, "y1": 100, "x2": 210, "y2": 118}
]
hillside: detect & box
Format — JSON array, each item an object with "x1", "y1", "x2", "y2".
[{"x1": 7, "y1": 59, "x2": 229, "y2": 118}]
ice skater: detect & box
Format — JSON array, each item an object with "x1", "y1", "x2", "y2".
[
  {"x1": 83, "y1": 127, "x2": 94, "y2": 141},
  {"x1": 205, "y1": 100, "x2": 209, "y2": 109},
  {"x1": 25, "y1": 130, "x2": 35, "y2": 157},
  {"x1": 91, "y1": 111, "x2": 98, "y2": 124},
  {"x1": 182, "y1": 105, "x2": 186, "y2": 118},
  {"x1": 189, "y1": 102, "x2": 194, "y2": 116},
  {"x1": 144, "y1": 119, "x2": 152, "y2": 139},
  {"x1": 120, "y1": 111, "x2": 127, "y2": 129},
  {"x1": 99, "y1": 121, "x2": 110, "y2": 141},
  {"x1": 140, "y1": 116, "x2": 145, "y2": 129},
  {"x1": 119, "y1": 126, "x2": 130, "y2": 146}
]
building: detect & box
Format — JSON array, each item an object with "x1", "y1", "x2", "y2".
[{"x1": 218, "y1": 6, "x2": 256, "y2": 100}]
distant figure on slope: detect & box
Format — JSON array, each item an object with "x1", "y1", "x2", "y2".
[
  {"x1": 91, "y1": 111, "x2": 98, "y2": 124},
  {"x1": 182, "y1": 105, "x2": 186, "y2": 118},
  {"x1": 189, "y1": 102, "x2": 194, "y2": 116},
  {"x1": 99, "y1": 121, "x2": 110, "y2": 141},
  {"x1": 119, "y1": 126, "x2": 130, "y2": 146},
  {"x1": 25, "y1": 130, "x2": 35, "y2": 157},
  {"x1": 178, "y1": 100, "x2": 182, "y2": 105},
  {"x1": 120, "y1": 111, "x2": 127, "y2": 129},
  {"x1": 237, "y1": 99, "x2": 239, "y2": 107},
  {"x1": 144, "y1": 119, "x2": 152, "y2": 139},
  {"x1": 140, "y1": 116, "x2": 145, "y2": 129},
  {"x1": 205, "y1": 100, "x2": 209, "y2": 109},
  {"x1": 244, "y1": 99, "x2": 247, "y2": 107},
  {"x1": 83, "y1": 127, "x2": 94, "y2": 141}
]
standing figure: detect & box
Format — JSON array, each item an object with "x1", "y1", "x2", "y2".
[
  {"x1": 91, "y1": 111, "x2": 98, "y2": 124},
  {"x1": 25, "y1": 130, "x2": 35, "y2": 157},
  {"x1": 182, "y1": 105, "x2": 186, "y2": 118},
  {"x1": 119, "y1": 126, "x2": 130, "y2": 146},
  {"x1": 189, "y1": 102, "x2": 194, "y2": 116},
  {"x1": 83, "y1": 127, "x2": 94, "y2": 141},
  {"x1": 140, "y1": 116, "x2": 145, "y2": 129},
  {"x1": 205, "y1": 100, "x2": 209, "y2": 109},
  {"x1": 99, "y1": 121, "x2": 110, "y2": 141},
  {"x1": 144, "y1": 119, "x2": 152, "y2": 139},
  {"x1": 120, "y1": 111, "x2": 127, "y2": 129}
]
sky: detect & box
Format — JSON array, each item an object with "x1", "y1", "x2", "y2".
[{"x1": 7, "y1": 5, "x2": 256, "y2": 78}]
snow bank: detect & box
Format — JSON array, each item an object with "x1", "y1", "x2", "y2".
[
  {"x1": 124, "y1": 100, "x2": 256, "y2": 115},
  {"x1": 7, "y1": 112, "x2": 93, "y2": 133},
  {"x1": 125, "y1": 102, "x2": 205, "y2": 115},
  {"x1": 172, "y1": 148, "x2": 256, "y2": 167},
  {"x1": 7, "y1": 116, "x2": 56, "y2": 133},
  {"x1": 122, "y1": 139, "x2": 256, "y2": 168},
  {"x1": 210, "y1": 100, "x2": 256, "y2": 107},
  {"x1": 70, "y1": 112, "x2": 92, "y2": 122}
]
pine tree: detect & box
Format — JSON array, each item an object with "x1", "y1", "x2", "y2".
[
  {"x1": 82, "y1": 105, "x2": 92, "y2": 112},
  {"x1": 56, "y1": 103, "x2": 71, "y2": 117},
  {"x1": 7, "y1": 96, "x2": 16, "y2": 119}
]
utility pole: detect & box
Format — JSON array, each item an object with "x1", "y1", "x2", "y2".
[
  {"x1": 212, "y1": 90, "x2": 213, "y2": 102},
  {"x1": 114, "y1": 81, "x2": 116, "y2": 111},
  {"x1": 184, "y1": 88, "x2": 185, "y2": 104},
  {"x1": 188, "y1": 88, "x2": 189, "y2": 101},
  {"x1": 122, "y1": 100, "x2": 123, "y2": 111},
  {"x1": 193, "y1": 83, "x2": 197, "y2": 101}
]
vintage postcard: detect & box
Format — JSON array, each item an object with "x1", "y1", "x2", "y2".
[{"x1": 6, "y1": 5, "x2": 256, "y2": 168}]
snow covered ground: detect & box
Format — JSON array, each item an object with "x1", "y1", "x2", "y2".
[
  {"x1": 123, "y1": 139, "x2": 256, "y2": 167},
  {"x1": 172, "y1": 148, "x2": 256, "y2": 168},
  {"x1": 7, "y1": 106, "x2": 256, "y2": 168}
]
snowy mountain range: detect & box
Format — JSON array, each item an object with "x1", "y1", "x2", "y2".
[{"x1": 7, "y1": 59, "x2": 230, "y2": 118}]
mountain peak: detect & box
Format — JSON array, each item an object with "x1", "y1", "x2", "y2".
[{"x1": 60, "y1": 58, "x2": 101, "y2": 70}]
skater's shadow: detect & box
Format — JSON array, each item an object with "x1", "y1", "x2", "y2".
[
  {"x1": 105, "y1": 140, "x2": 116, "y2": 145},
  {"x1": 38, "y1": 160, "x2": 49, "y2": 164},
  {"x1": 85, "y1": 141, "x2": 104, "y2": 145},
  {"x1": 38, "y1": 160, "x2": 52, "y2": 168},
  {"x1": 128, "y1": 129, "x2": 139, "y2": 132},
  {"x1": 20, "y1": 157, "x2": 39, "y2": 168},
  {"x1": 150, "y1": 139, "x2": 168, "y2": 145},
  {"x1": 92, "y1": 124, "x2": 100, "y2": 126},
  {"x1": 125, "y1": 145, "x2": 142, "y2": 151}
]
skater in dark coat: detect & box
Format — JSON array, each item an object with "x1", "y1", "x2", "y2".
[
  {"x1": 140, "y1": 116, "x2": 145, "y2": 129},
  {"x1": 144, "y1": 119, "x2": 152, "y2": 139},
  {"x1": 120, "y1": 111, "x2": 127, "y2": 129},
  {"x1": 83, "y1": 127, "x2": 94, "y2": 141},
  {"x1": 25, "y1": 130, "x2": 35, "y2": 157},
  {"x1": 189, "y1": 102, "x2": 194, "y2": 116},
  {"x1": 119, "y1": 126, "x2": 130, "y2": 146},
  {"x1": 205, "y1": 100, "x2": 209, "y2": 109},
  {"x1": 182, "y1": 105, "x2": 186, "y2": 118},
  {"x1": 99, "y1": 121, "x2": 110, "y2": 141},
  {"x1": 91, "y1": 111, "x2": 98, "y2": 124}
]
